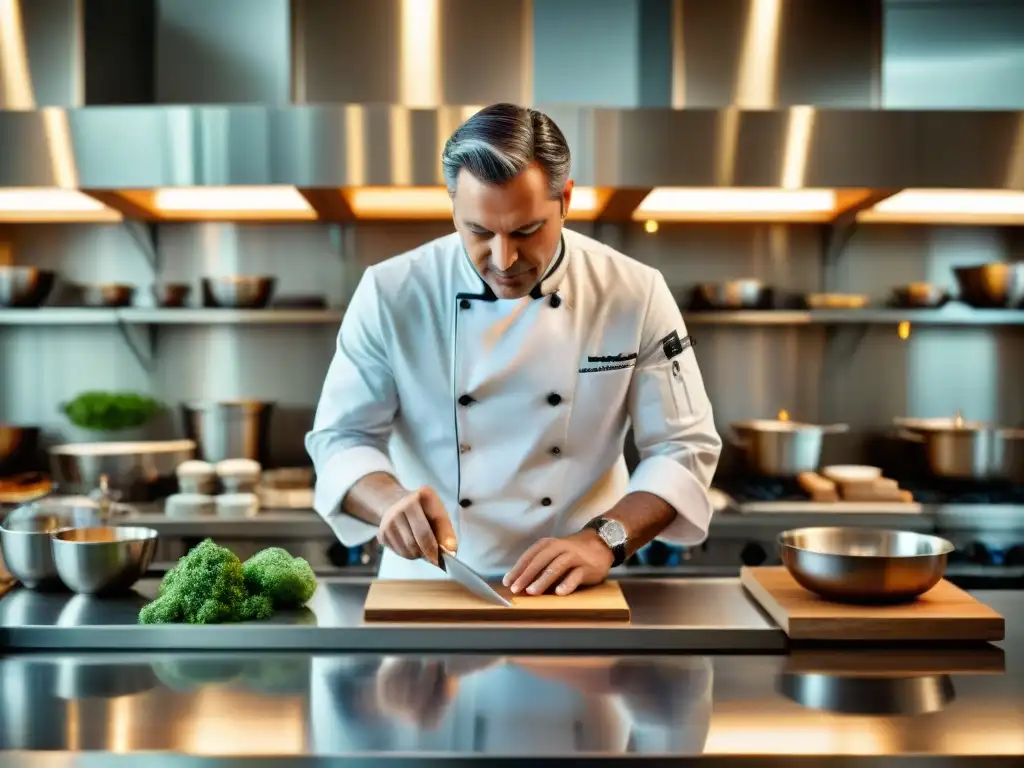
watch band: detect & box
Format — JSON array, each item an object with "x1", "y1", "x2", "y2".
[{"x1": 584, "y1": 518, "x2": 627, "y2": 568}]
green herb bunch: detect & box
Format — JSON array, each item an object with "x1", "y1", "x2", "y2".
[{"x1": 61, "y1": 391, "x2": 163, "y2": 432}]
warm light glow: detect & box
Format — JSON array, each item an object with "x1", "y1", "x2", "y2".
[
  {"x1": 778, "y1": 409, "x2": 790, "y2": 421},
  {"x1": 644, "y1": 219, "x2": 659, "y2": 234},
  {"x1": 0, "y1": 188, "x2": 122, "y2": 222},
  {"x1": 151, "y1": 187, "x2": 315, "y2": 218},
  {"x1": 858, "y1": 189, "x2": 1024, "y2": 225},
  {"x1": 399, "y1": 0, "x2": 441, "y2": 107},
  {"x1": 345, "y1": 186, "x2": 604, "y2": 220},
  {"x1": 898, "y1": 321, "x2": 911, "y2": 340},
  {"x1": 634, "y1": 188, "x2": 838, "y2": 222}
]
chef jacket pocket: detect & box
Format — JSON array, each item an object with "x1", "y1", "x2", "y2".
[{"x1": 574, "y1": 364, "x2": 634, "y2": 417}]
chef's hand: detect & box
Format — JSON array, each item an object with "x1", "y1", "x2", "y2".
[
  {"x1": 377, "y1": 486, "x2": 457, "y2": 567},
  {"x1": 503, "y1": 530, "x2": 614, "y2": 596},
  {"x1": 375, "y1": 656, "x2": 498, "y2": 729}
]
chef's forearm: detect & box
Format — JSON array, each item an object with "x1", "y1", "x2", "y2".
[
  {"x1": 592, "y1": 491, "x2": 677, "y2": 557},
  {"x1": 341, "y1": 471, "x2": 407, "y2": 527}
]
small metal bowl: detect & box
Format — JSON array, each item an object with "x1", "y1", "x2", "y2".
[
  {"x1": 891, "y1": 282, "x2": 950, "y2": 308},
  {"x1": 151, "y1": 282, "x2": 191, "y2": 308},
  {"x1": 0, "y1": 266, "x2": 56, "y2": 307},
  {"x1": 82, "y1": 283, "x2": 135, "y2": 308},
  {"x1": 0, "y1": 501, "x2": 103, "y2": 590},
  {"x1": 201, "y1": 276, "x2": 276, "y2": 309},
  {"x1": 779, "y1": 527, "x2": 954, "y2": 604},
  {"x1": 50, "y1": 526, "x2": 158, "y2": 595}
]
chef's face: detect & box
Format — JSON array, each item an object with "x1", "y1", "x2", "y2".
[{"x1": 452, "y1": 164, "x2": 573, "y2": 300}]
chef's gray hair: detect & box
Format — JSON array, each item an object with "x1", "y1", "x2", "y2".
[{"x1": 441, "y1": 103, "x2": 571, "y2": 198}]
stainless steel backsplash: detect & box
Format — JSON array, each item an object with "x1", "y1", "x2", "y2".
[{"x1": 1, "y1": 220, "x2": 1021, "y2": 470}]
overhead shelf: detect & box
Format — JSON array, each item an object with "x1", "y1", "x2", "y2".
[
  {"x1": 0, "y1": 308, "x2": 344, "y2": 326},
  {"x1": 685, "y1": 307, "x2": 1024, "y2": 326}
]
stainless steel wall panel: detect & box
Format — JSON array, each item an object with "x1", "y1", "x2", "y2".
[
  {"x1": 884, "y1": 0, "x2": 1024, "y2": 109},
  {"x1": 0, "y1": 0, "x2": 82, "y2": 108},
  {"x1": 155, "y1": 0, "x2": 291, "y2": 105}
]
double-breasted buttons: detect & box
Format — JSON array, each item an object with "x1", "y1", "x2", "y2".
[
  {"x1": 460, "y1": 499, "x2": 473, "y2": 508},
  {"x1": 459, "y1": 298, "x2": 471, "y2": 310},
  {"x1": 550, "y1": 446, "x2": 561, "y2": 456},
  {"x1": 549, "y1": 294, "x2": 561, "y2": 308},
  {"x1": 547, "y1": 393, "x2": 562, "y2": 406},
  {"x1": 459, "y1": 443, "x2": 471, "y2": 454},
  {"x1": 541, "y1": 497, "x2": 553, "y2": 507},
  {"x1": 458, "y1": 394, "x2": 475, "y2": 407}
]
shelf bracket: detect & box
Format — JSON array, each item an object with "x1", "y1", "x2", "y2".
[
  {"x1": 122, "y1": 220, "x2": 160, "y2": 273},
  {"x1": 115, "y1": 317, "x2": 157, "y2": 374}
]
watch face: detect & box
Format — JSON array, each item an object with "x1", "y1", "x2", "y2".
[{"x1": 600, "y1": 519, "x2": 628, "y2": 548}]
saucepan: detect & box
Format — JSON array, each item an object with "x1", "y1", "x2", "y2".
[
  {"x1": 0, "y1": 267, "x2": 56, "y2": 307},
  {"x1": 779, "y1": 526, "x2": 954, "y2": 604},
  {"x1": 893, "y1": 412, "x2": 1024, "y2": 481},
  {"x1": 729, "y1": 419, "x2": 849, "y2": 476},
  {"x1": 953, "y1": 263, "x2": 1024, "y2": 308}
]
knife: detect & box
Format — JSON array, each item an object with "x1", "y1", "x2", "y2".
[{"x1": 437, "y1": 546, "x2": 512, "y2": 607}]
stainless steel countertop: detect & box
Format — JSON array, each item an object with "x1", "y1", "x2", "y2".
[
  {"x1": 0, "y1": 577, "x2": 785, "y2": 652},
  {"x1": 0, "y1": 589, "x2": 1019, "y2": 762}
]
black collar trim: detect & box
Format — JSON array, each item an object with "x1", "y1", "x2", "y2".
[{"x1": 529, "y1": 234, "x2": 566, "y2": 300}]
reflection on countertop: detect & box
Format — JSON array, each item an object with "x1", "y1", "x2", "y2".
[{"x1": 1, "y1": 648, "x2": 1022, "y2": 761}]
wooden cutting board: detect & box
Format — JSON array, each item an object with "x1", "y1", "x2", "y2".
[
  {"x1": 363, "y1": 579, "x2": 631, "y2": 623},
  {"x1": 741, "y1": 566, "x2": 1005, "y2": 642}
]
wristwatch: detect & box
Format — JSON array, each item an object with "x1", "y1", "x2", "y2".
[{"x1": 583, "y1": 517, "x2": 628, "y2": 568}]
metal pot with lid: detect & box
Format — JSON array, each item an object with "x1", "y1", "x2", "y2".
[
  {"x1": 730, "y1": 413, "x2": 849, "y2": 476},
  {"x1": 894, "y1": 411, "x2": 1024, "y2": 480}
]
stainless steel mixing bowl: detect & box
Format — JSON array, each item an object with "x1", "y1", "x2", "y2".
[
  {"x1": 201, "y1": 276, "x2": 276, "y2": 308},
  {"x1": 779, "y1": 527, "x2": 955, "y2": 603},
  {"x1": 0, "y1": 267, "x2": 56, "y2": 307},
  {"x1": 51, "y1": 526, "x2": 158, "y2": 595},
  {"x1": 0, "y1": 501, "x2": 104, "y2": 589}
]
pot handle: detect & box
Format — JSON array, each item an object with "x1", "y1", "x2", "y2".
[
  {"x1": 819, "y1": 423, "x2": 850, "y2": 434},
  {"x1": 893, "y1": 429, "x2": 925, "y2": 443}
]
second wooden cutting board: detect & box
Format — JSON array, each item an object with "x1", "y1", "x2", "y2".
[
  {"x1": 741, "y1": 566, "x2": 1005, "y2": 642},
  {"x1": 363, "y1": 579, "x2": 631, "y2": 622}
]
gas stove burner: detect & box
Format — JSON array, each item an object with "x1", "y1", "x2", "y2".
[
  {"x1": 894, "y1": 477, "x2": 1024, "y2": 505},
  {"x1": 716, "y1": 477, "x2": 808, "y2": 503}
]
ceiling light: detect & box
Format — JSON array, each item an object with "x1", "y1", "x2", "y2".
[
  {"x1": 147, "y1": 186, "x2": 316, "y2": 220},
  {"x1": 0, "y1": 188, "x2": 122, "y2": 222},
  {"x1": 634, "y1": 188, "x2": 839, "y2": 221},
  {"x1": 344, "y1": 186, "x2": 605, "y2": 220},
  {"x1": 857, "y1": 189, "x2": 1024, "y2": 225}
]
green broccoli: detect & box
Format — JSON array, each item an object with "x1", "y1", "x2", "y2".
[
  {"x1": 242, "y1": 547, "x2": 317, "y2": 609},
  {"x1": 140, "y1": 539, "x2": 271, "y2": 625}
]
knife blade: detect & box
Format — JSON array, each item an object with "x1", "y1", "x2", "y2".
[{"x1": 438, "y1": 547, "x2": 512, "y2": 607}]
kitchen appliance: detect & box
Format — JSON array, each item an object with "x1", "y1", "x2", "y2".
[
  {"x1": 0, "y1": 501, "x2": 106, "y2": 589},
  {"x1": 182, "y1": 402, "x2": 274, "y2": 464},
  {"x1": 693, "y1": 280, "x2": 770, "y2": 309},
  {"x1": 740, "y1": 565, "x2": 1004, "y2": 641},
  {"x1": 0, "y1": 267, "x2": 55, "y2": 308},
  {"x1": 50, "y1": 526, "x2": 158, "y2": 595},
  {"x1": 891, "y1": 283, "x2": 949, "y2": 308},
  {"x1": 778, "y1": 526, "x2": 953, "y2": 602},
  {"x1": 953, "y1": 263, "x2": 1024, "y2": 308},
  {"x1": 201, "y1": 276, "x2": 276, "y2": 308},
  {"x1": 729, "y1": 419, "x2": 849, "y2": 476},
  {"x1": 49, "y1": 440, "x2": 196, "y2": 501},
  {"x1": 151, "y1": 282, "x2": 191, "y2": 308},
  {"x1": 438, "y1": 546, "x2": 512, "y2": 607},
  {"x1": 81, "y1": 283, "x2": 135, "y2": 308},
  {"x1": 894, "y1": 414, "x2": 1024, "y2": 480},
  {"x1": 363, "y1": 579, "x2": 631, "y2": 622}
]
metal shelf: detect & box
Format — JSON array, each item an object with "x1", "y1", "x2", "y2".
[
  {"x1": 0, "y1": 308, "x2": 119, "y2": 325},
  {"x1": 119, "y1": 308, "x2": 344, "y2": 325},
  {"x1": 686, "y1": 307, "x2": 1024, "y2": 326},
  {"x1": 0, "y1": 308, "x2": 343, "y2": 326}
]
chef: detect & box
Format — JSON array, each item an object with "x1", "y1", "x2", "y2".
[{"x1": 306, "y1": 102, "x2": 722, "y2": 591}]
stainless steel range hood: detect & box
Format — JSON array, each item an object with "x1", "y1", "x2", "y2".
[{"x1": 0, "y1": 0, "x2": 1021, "y2": 224}]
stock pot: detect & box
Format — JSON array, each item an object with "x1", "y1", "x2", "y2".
[
  {"x1": 730, "y1": 419, "x2": 849, "y2": 477},
  {"x1": 894, "y1": 413, "x2": 1024, "y2": 480}
]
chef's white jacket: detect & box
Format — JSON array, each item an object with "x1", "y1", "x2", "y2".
[{"x1": 306, "y1": 227, "x2": 722, "y2": 579}]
